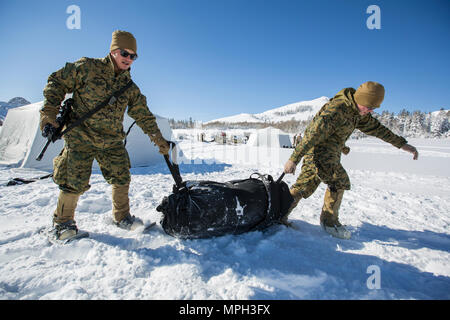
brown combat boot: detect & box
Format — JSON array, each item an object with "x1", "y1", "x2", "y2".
[
  {"x1": 53, "y1": 191, "x2": 81, "y2": 224},
  {"x1": 320, "y1": 188, "x2": 350, "y2": 239},
  {"x1": 112, "y1": 183, "x2": 131, "y2": 223},
  {"x1": 280, "y1": 189, "x2": 302, "y2": 227},
  {"x1": 112, "y1": 183, "x2": 144, "y2": 230},
  {"x1": 53, "y1": 191, "x2": 81, "y2": 240}
]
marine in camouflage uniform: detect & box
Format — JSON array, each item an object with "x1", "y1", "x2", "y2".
[
  {"x1": 283, "y1": 81, "x2": 419, "y2": 239},
  {"x1": 40, "y1": 30, "x2": 170, "y2": 239}
]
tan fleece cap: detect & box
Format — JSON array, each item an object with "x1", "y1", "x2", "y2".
[
  {"x1": 354, "y1": 81, "x2": 385, "y2": 109},
  {"x1": 110, "y1": 30, "x2": 137, "y2": 53}
]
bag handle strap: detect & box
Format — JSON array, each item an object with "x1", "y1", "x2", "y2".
[
  {"x1": 250, "y1": 172, "x2": 285, "y2": 184},
  {"x1": 163, "y1": 141, "x2": 184, "y2": 190},
  {"x1": 276, "y1": 172, "x2": 285, "y2": 184}
]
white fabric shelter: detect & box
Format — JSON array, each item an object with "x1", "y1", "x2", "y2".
[
  {"x1": 246, "y1": 127, "x2": 292, "y2": 148},
  {"x1": 0, "y1": 101, "x2": 173, "y2": 172}
]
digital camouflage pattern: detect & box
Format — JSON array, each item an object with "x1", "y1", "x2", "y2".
[
  {"x1": 53, "y1": 143, "x2": 131, "y2": 193},
  {"x1": 42, "y1": 54, "x2": 162, "y2": 147},
  {"x1": 290, "y1": 87, "x2": 407, "y2": 198},
  {"x1": 41, "y1": 54, "x2": 163, "y2": 193}
]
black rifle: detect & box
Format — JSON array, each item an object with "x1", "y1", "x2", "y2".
[
  {"x1": 36, "y1": 98, "x2": 74, "y2": 161},
  {"x1": 7, "y1": 81, "x2": 135, "y2": 186},
  {"x1": 36, "y1": 80, "x2": 134, "y2": 161}
]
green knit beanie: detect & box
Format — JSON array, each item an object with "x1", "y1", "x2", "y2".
[
  {"x1": 110, "y1": 30, "x2": 137, "y2": 54},
  {"x1": 354, "y1": 81, "x2": 385, "y2": 109}
]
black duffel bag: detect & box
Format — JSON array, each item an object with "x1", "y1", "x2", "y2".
[{"x1": 156, "y1": 153, "x2": 294, "y2": 239}]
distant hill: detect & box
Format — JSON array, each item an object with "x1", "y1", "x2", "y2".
[
  {"x1": 205, "y1": 97, "x2": 329, "y2": 125},
  {"x1": 201, "y1": 97, "x2": 449, "y2": 138},
  {"x1": 0, "y1": 97, "x2": 31, "y2": 124}
]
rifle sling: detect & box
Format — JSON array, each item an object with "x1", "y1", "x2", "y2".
[{"x1": 59, "y1": 80, "x2": 134, "y2": 138}]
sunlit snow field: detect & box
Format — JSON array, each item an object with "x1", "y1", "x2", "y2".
[{"x1": 0, "y1": 136, "x2": 449, "y2": 299}]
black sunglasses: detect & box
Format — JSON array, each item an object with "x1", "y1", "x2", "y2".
[{"x1": 119, "y1": 49, "x2": 138, "y2": 61}]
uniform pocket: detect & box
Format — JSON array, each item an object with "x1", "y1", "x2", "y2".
[
  {"x1": 96, "y1": 144, "x2": 131, "y2": 185},
  {"x1": 53, "y1": 148, "x2": 68, "y2": 186}
]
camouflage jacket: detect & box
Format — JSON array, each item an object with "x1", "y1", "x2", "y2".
[
  {"x1": 41, "y1": 54, "x2": 162, "y2": 149},
  {"x1": 289, "y1": 88, "x2": 407, "y2": 164}
]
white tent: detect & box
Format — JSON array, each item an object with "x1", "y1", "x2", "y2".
[
  {"x1": 246, "y1": 127, "x2": 292, "y2": 148},
  {"x1": 0, "y1": 101, "x2": 174, "y2": 172}
]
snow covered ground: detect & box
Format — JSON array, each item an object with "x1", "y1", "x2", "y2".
[{"x1": 0, "y1": 136, "x2": 449, "y2": 300}]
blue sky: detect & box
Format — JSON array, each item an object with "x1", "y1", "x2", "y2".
[{"x1": 0, "y1": 0, "x2": 449, "y2": 121}]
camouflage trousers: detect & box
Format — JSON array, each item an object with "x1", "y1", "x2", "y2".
[
  {"x1": 290, "y1": 151, "x2": 351, "y2": 199},
  {"x1": 53, "y1": 142, "x2": 131, "y2": 194}
]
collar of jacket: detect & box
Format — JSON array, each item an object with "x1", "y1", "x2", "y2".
[
  {"x1": 101, "y1": 54, "x2": 132, "y2": 81},
  {"x1": 336, "y1": 87, "x2": 361, "y2": 117}
]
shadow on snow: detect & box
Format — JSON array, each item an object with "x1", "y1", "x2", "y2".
[{"x1": 89, "y1": 219, "x2": 450, "y2": 299}]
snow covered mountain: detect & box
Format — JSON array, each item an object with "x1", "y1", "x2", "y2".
[
  {"x1": 202, "y1": 96, "x2": 449, "y2": 138},
  {"x1": 6, "y1": 97, "x2": 30, "y2": 108},
  {"x1": 205, "y1": 97, "x2": 329, "y2": 124},
  {"x1": 0, "y1": 97, "x2": 30, "y2": 123}
]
